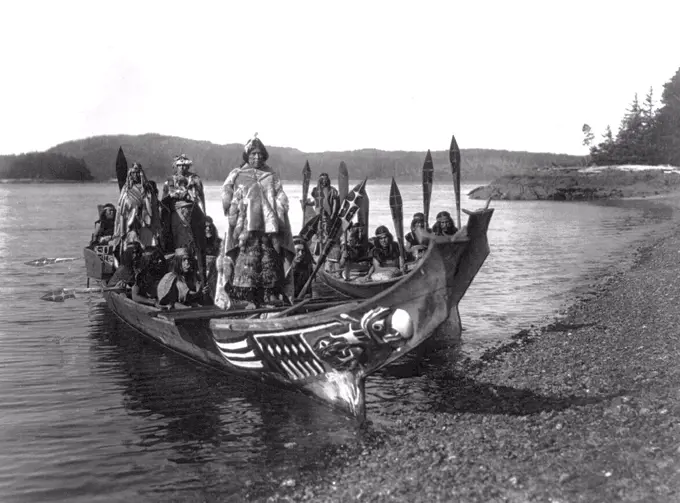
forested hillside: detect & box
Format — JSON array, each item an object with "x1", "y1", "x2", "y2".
[
  {"x1": 45, "y1": 133, "x2": 584, "y2": 182},
  {"x1": 0, "y1": 152, "x2": 93, "y2": 181}
]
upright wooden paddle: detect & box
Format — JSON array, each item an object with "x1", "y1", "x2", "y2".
[
  {"x1": 389, "y1": 178, "x2": 406, "y2": 273},
  {"x1": 422, "y1": 149, "x2": 434, "y2": 229},
  {"x1": 357, "y1": 177, "x2": 370, "y2": 247},
  {"x1": 338, "y1": 161, "x2": 349, "y2": 201},
  {"x1": 116, "y1": 147, "x2": 128, "y2": 191},
  {"x1": 449, "y1": 134, "x2": 462, "y2": 230},
  {"x1": 338, "y1": 161, "x2": 350, "y2": 276},
  {"x1": 296, "y1": 179, "x2": 368, "y2": 300},
  {"x1": 301, "y1": 160, "x2": 311, "y2": 223}
]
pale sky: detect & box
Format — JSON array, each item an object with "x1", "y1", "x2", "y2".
[{"x1": 1, "y1": 0, "x2": 678, "y2": 156}]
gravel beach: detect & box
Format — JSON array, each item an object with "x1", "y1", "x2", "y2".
[{"x1": 256, "y1": 196, "x2": 680, "y2": 503}]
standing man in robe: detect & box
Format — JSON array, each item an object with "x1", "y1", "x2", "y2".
[
  {"x1": 218, "y1": 134, "x2": 295, "y2": 308},
  {"x1": 305, "y1": 172, "x2": 341, "y2": 265},
  {"x1": 113, "y1": 162, "x2": 161, "y2": 249},
  {"x1": 161, "y1": 154, "x2": 207, "y2": 280}
]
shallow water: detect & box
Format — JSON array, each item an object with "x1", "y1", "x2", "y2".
[{"x1": 0, "y1": 181, "x2": 675, "y2": 501}]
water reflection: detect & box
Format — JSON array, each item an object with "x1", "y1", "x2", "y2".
[
  {"x1": 365, "y1": 330, "x2": 467, "y2": 418},
  {"x1": 86, "y1": 303, "x2": 362, "y2": 498}
]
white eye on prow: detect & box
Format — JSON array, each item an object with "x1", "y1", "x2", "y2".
[{"x1": 372, "y1": 320, "x2": 385, "y2": 333}]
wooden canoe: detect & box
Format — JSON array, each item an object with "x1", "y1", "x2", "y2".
[
  {"x1": 316, "y1": 248, "x2": 434, "y2": 300},
  {"x1": 97, "y1": 208, "x2": 493, "y2": 419},
  {"x1": 317, "y1": 267, "x2": 402, "y2": 299}
]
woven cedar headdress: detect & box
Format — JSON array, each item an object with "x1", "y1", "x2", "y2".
[
  {"x1": 173, "y1": 154, "x2": 193, "y2": 172},
  {"x1": 242, "y1": 133, "x2": 269, "y2": 163}
]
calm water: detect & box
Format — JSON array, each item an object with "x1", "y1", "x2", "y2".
[{"x1": 0, "y1": 181, "x2": 675, "y2": 502}]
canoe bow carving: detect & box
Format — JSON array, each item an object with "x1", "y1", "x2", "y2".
[{"x1": 213, "y1": 306, "x2": 414, "y2": 377}]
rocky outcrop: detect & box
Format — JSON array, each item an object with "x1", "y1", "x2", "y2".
[{"x1": 469, "y1": 167, "x2": 680, "y2": 200}]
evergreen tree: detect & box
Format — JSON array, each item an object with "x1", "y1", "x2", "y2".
[
  {"x1": 582, "y1": 124, "x2": 595, "y2": 148},
  {"x1": 591, "y1": 125, "x2": 616, "y2": 165},
  {"x1": 655, "y1": 67, "x2": 680, "y2": 165},
  {"x1": 639, "y1": 87, "x2": 659, "y2": 164},
  {"x1": 615, "y1": 93, "x2": 646, "y2": 164},
  {"x1": 582, "y1": 124, "x2": 595, "y2": 165}
]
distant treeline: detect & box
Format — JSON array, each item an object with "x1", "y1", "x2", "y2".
[
  {"x1": 0, "y1": 152, "x2": 93, "y2": 181},
  {"x1": 43, "y1": 134, "x2": 584, "y2": 183},
  {"x1": 584, "y1": 66, "x2": 680, "y2": 166}
]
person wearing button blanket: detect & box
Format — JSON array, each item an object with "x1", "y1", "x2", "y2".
[
  {"x1": 217, "y1": 134, "x2": 295, "y2": 307},
  {"x1": 161, "y1": 154, "x2": 207, "y2": 279}
]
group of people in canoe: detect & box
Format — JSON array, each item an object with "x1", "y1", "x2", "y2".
[
  {"x1": 338, "y1": 209, "x2": 458, "y2": 281},
  {"x1": 89, "y1": 153, "x2": 219, "y2": 309},
  {"x1": 299, "y1": 174, "x2": 459, "y2": 281},
  {"x1": 88, "y1": 134, "x2": 460, "y2": 309}
]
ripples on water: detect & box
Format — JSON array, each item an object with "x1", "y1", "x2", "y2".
[{"x1": 0, "y1": 182, "x2": 675, "y2": 501}]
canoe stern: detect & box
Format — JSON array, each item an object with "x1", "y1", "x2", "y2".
[{"x1": 83, "y1": 246, "x2": 115, "y2": 280}]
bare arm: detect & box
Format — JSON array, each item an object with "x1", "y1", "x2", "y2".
[
  {"x1": 131, "y1": 284, "x2": 157, "y2": 306},
  {"x1": 162, "y1": 180, "x2": 171, "y2": 200},
  {"x1": 192, "y1": 176, "x2": 206, "y2": 214},
  {"x1": 331, "y1": 189, "x2": 340, "y2": 218}
]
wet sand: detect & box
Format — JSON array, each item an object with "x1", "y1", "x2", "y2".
[{"x1": 248, "y1": 193, "x2": 680, "y2": 502}]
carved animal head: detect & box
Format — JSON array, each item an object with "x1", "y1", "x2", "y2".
[{"x1": 360, "y1": 307, "x2": 414, "y2": 345}]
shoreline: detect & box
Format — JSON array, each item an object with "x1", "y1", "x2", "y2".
[
  {"x1": 469, "y1": 165, "x2": 680, "y2": 201},
  {"x1": 460, "y1": 192, "x2": 680, "y2": 361},
  {"x1": 256, "y1": 193, "x2": 680, "y2": 502}
]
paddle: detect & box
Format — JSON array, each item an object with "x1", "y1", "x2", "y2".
[
  {"x1": 25, "y1": 257, "x2": 79, "y2": 267},
  {"x1": 449, "y1": 134, "x2": 462, "y2": 230},
  {"x1": 296, "y1": 179, "x2": 368, "y2": 300},
  {"x1": 298, "y1": 213, "x2": 320, "y2": 242},
  {"x1": 357, "y1": 177, "x2": 370, "y2": 248},
  {"x1": 422, "y1": 149, "x2": 434, "y2": 229},
  {"x1": 389, "y1": 178, "x2": 406, "y2": 273},
  {"x1": 266, "y1": 297, "x2": 313, "y2": 319},
  {"x1": 338, "y1": 161, "x2": 350, "y2": 278},
  {"x1": 338, "y1": 161, "x2": 349, "y2": 202},
  {"x1": 155, "y1": 297, "x2": 353, "y2": 321},
  {"x1": 116, "y1": 147, "x2": 128, "y2": 191},
  {"x1": 40, "y1": 286, "x2": 125, "y2": 302},
  {"x1": 301, "y1": 160, "x2": 311, "y2": 223}
]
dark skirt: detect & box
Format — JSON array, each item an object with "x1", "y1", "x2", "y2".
[{"x1": 229, "y1": 232, "x2": 284, "y2": 304}]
